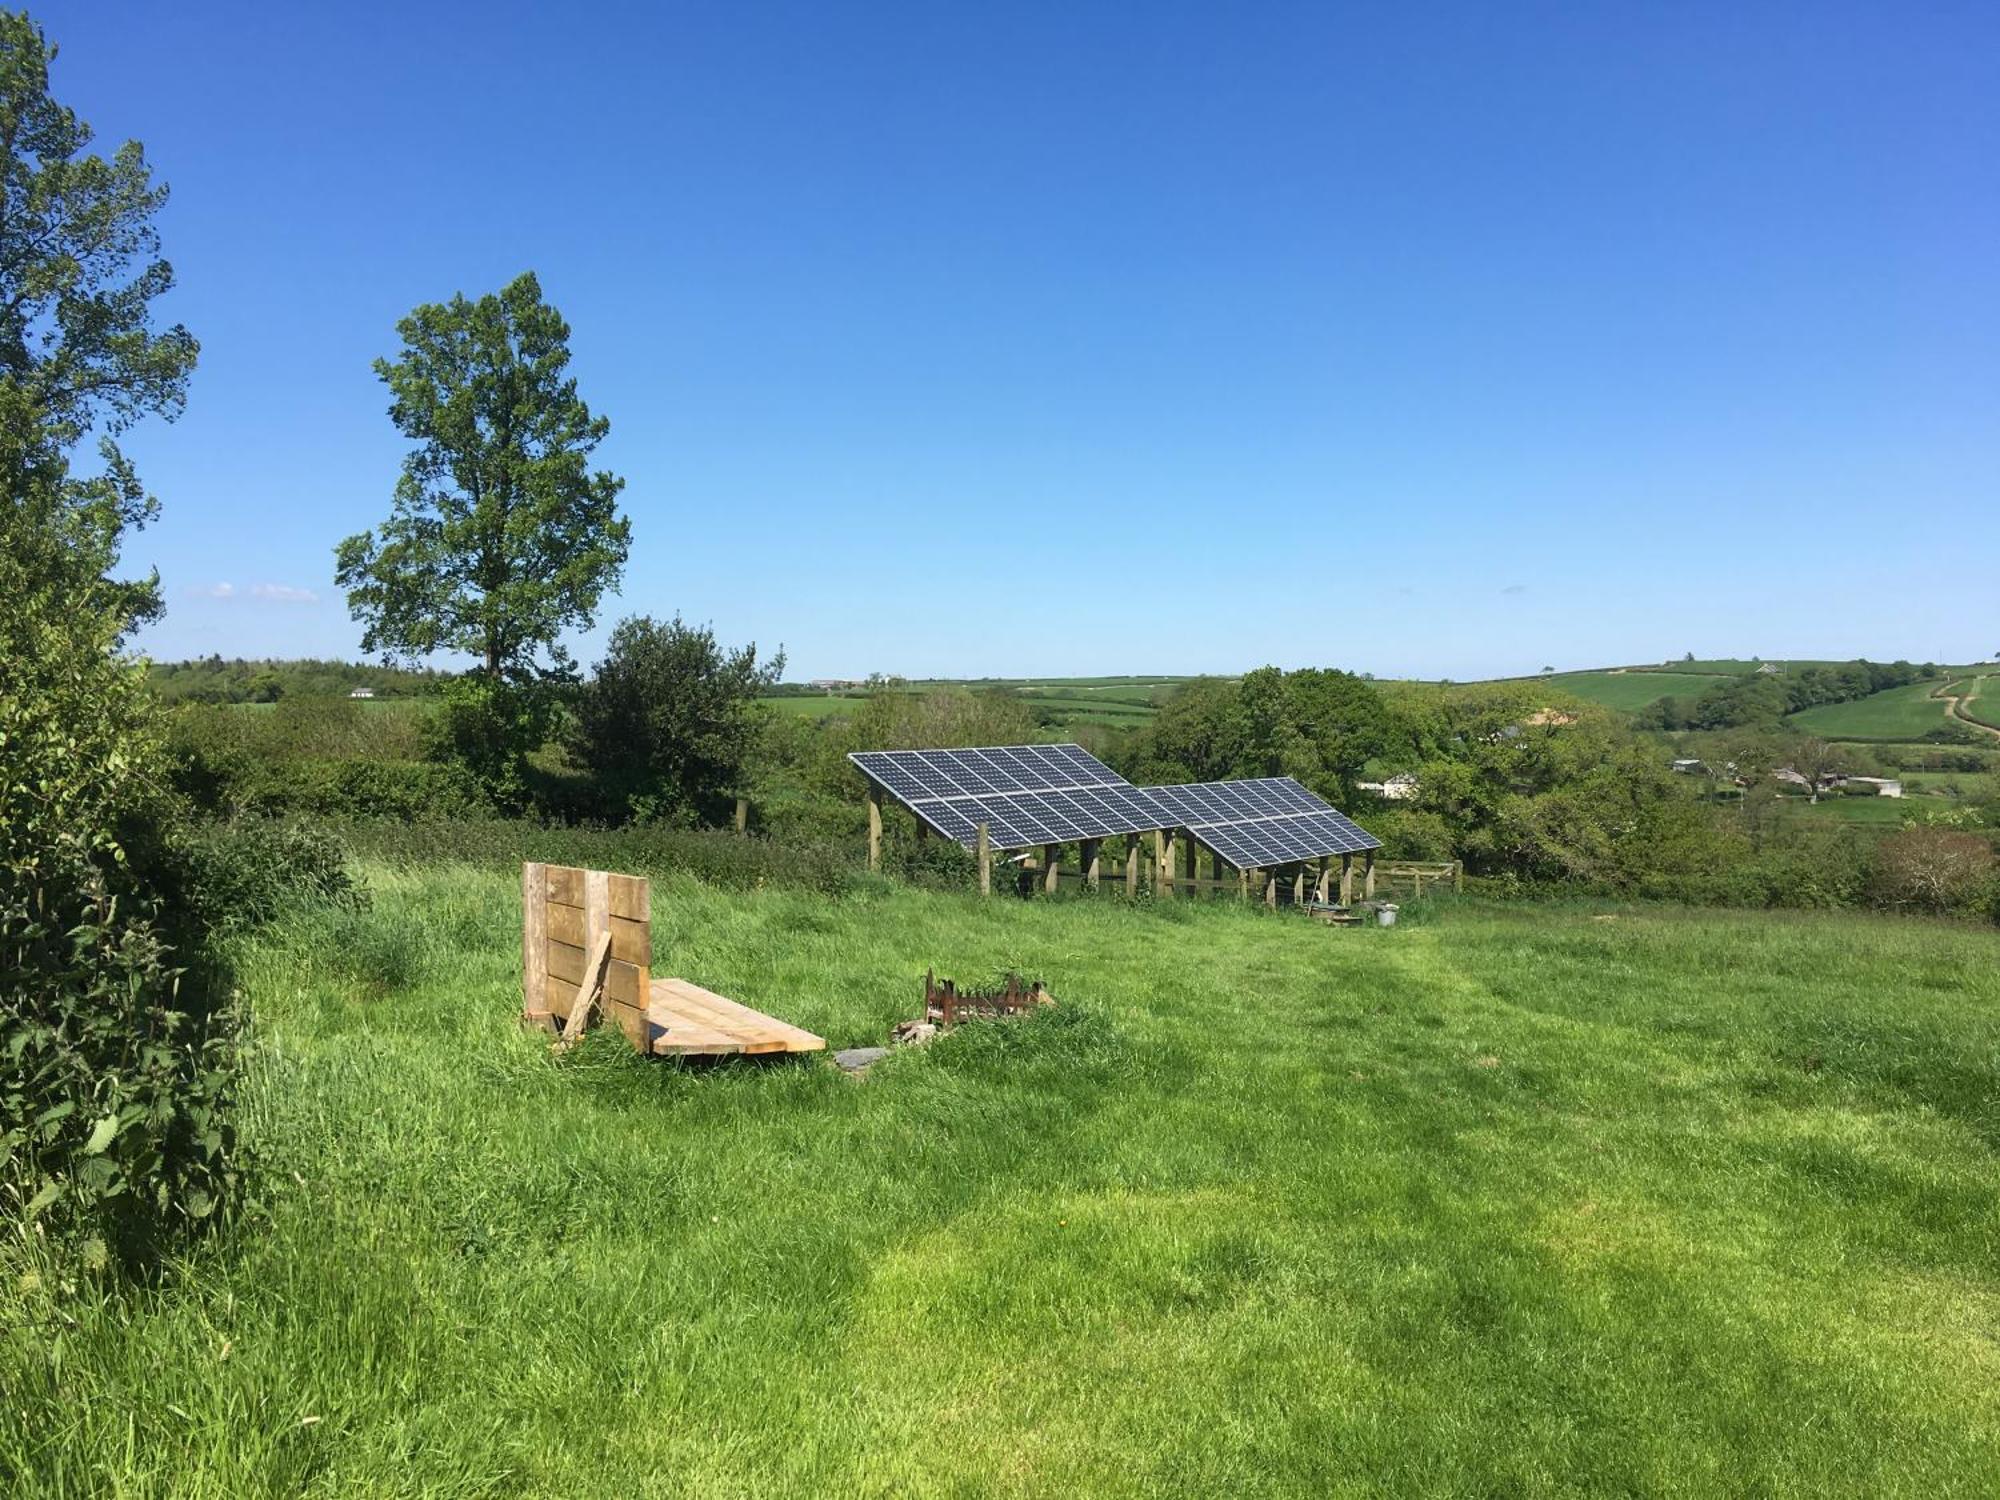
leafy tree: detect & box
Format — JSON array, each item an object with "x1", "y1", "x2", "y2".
[
  {"x1": 0, "y1": 9, "x2": 197, "y2": 630},
  {"x1": 571, "y1": 616, "x2": 784, "y2": 824},
  {"x1": 335, "y1": 271, "x2": 630, "y2": 680},
  {"x1": 0, "y1": 11, "x2": 238, "y2": 1262}
]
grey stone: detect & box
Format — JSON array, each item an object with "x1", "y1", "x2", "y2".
[{"x1": 833, "y1": 1046, "x2": 889, "y2": 1074}]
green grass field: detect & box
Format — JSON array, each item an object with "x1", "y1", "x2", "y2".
[
  {"x1": 7, "y1": 867, "x2": 1998, "y2": 1495},
  {"x1": 1542, "y1": 670, "x2": 1730, "y2": 711},
  {"x1": 1786, "y1": 681, "x2": 1954, "y2": 740}
]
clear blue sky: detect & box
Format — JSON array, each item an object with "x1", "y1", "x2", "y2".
[{"x1": 41, "y1": 0, "x2": 2000, "y2": 679}]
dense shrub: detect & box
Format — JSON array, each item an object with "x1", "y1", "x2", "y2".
[
  {"x1": 176, "y1": 821, "x2": 363, "y2": 932},
  {"x1": 2, "y1": 509, "x2": 246, "y2": 1263},
  {"x1": 332, "y1": 819, "x2": 864, "y2": 897},
  {"x1": 1872, "y1": 827, "x2": 1996, "y2": 915}
]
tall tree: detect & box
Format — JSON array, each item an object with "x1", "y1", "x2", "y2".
[
  {"x1": 0, "y1": 8, "x2": 197, "y2": 629},
  {"x1": 335, "y1": 271, "x2": 630, "y2": 679}
]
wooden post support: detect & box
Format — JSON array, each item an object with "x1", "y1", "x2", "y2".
[
  {"x1": 1315, "y1": 858, "x2": 1331, "y2": 903},
  {"x1": 1293, "y1": 866, "x2": 1306, "y2": 906},
  {"x1": 977, "y1": 822, "x2": 991, "y2": 897},
  {"x1": 866, "y1": 784, "x2": 883, "y2": 871},
  {"x1": 734, "y1": 797, "x2": 748, "y2": 835},
  {"x1": 1239, "y1": 867, "x2": 1250, "y2": 901},
  {"x1": 1157, "y1": 828, "x2": 1175, "y2": 898},
  {"x1": 1125, "y1": 835, "x2": 1140, "y2": 897},
  {"x1": 1364, "y1": 849, "x2": 1377, "y2": 899},
  {"x1": 1264, "y1": 871, "x2": 1279, "y2": 909},
  {"x1": 1182, "y1": 832, "x2": 1198, "y2": 898},
  {"x1": 1340, "y1": 852, "x2": 1354, "y2": 906},
  {"x1": 1043, "y1": 844, "x2": 1061, "y2": 895},
  {"x1": 522, "y1": 862, "x2": 551, "y2": 1030},
  {"x1": 558, "y1": 931, "x2": 612, "y2": 1047},
  {"x1": 1082, "y1": 838, "x2": 1102, "y2": 890}
]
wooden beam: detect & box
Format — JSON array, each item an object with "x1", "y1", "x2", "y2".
[
  {"x1": 866, "y1": 784, "x2": 882, "y2": 871},
  {"x1": 1124, "y1": 835, "x2": 1139, "y2": 897},
  {"x1": 1082, "y1": 838, "x2": 1102, "y2": 890},
  {"x1": 1364, "y1": 849, "x2": 1377, "y2": 900},
  {"x1": 1239, "y1": 867, "x2": 1249, "y2": 902},
  {"x1": 522, "y1": 862, "x2": 551, "y2": 1030},
  {"x1": 976, "y1": 822, "x2": 991, "y2": 897},
  {"x1": 558, "y1": 931, "x2": 612, "y2": 1046},
  {"x1": 1157, "y1": 828, "x2": 1175, "y2": 899},
  {"x1": 1314, "y1": 858, "x2": 1331, "y2": 904},
  {"x1": 734, "y1": 797, "x2": 748, "y2": 835},
  {"x1": 1264, "y1": 871, "x2": 1278, "y2": 909},
  {"x1": 1340, "y1": 852, "x2": 1354, "y2": 906},
  {"x1": 1043, "y1": 843, "x2": 1061, "y2": 895}
]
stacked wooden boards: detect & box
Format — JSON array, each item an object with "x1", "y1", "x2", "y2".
[{"x1": 521, "y1": 862, "x2": 825, "y2": 1059}]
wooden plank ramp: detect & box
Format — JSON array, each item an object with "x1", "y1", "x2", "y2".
[{"x1": 647, "y1": 977, "x2": 826, "y2": 1057}]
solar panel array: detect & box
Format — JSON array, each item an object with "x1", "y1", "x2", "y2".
[{"x1": 848, "y1": 746, "x2": 1383, "y2": 865}]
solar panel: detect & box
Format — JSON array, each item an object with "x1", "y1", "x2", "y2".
[
  {"x1": 1143, "y1": 777, "x2": 1383, "y2": 867},
  {"x1": 849, "y1": 745, "x2": 1143, "y2": 851}
]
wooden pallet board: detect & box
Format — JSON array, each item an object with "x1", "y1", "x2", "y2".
[{"x1": 648, "y1": 977, "x2": 827, "y2": 1057}]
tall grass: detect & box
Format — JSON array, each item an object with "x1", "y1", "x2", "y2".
[{"x1": 4, "y1": 871, "x2": 1997, "y2": 1495}]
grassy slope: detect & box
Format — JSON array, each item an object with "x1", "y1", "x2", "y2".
[
  {"x1": 1787, "y1": 682, "x2": 1952, "y2": 739},
  {"x1": 1543, "y1": 670, "x2": 1730, "y2": 710},
  {"x1": 7, "y1": 872, "x2": 1998, "y2": 1496}
]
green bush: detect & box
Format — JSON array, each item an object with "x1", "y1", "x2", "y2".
[
  {"x1": 330, "y1": 818, "x2": 863, "y2": 896},
  {"x1": 176, "y1": 821, "x2": 364, "y2": 933}
]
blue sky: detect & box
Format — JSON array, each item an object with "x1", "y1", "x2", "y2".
[{"x1": 41, "y1": 1, "x2": 2000, "y2": 679}]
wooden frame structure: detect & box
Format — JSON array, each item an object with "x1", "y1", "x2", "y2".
[{"x1": 522, "y1": 862, "x2": 825, "y2": 1058}]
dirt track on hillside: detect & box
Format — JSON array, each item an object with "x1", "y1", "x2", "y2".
[{"x1": 1934, "y1": 675, "x2": 2000, "y2": 740}]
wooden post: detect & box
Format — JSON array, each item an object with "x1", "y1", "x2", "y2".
[
  {"x1": 977, "y1": 823, "x2": 991, "y2": 896},
  {"x1": 1315, "y1": 858, "x2": 1331, "y2": 903},
  {"x1": 1239, "y1": 867, "x2": 1249, "y2": 901},
  {"x1": 1364, "y1": 849, "x2": 1377, "y2": 899},
  {"x1": 522, "y1": 862, "x2": 551, "y2": 1030},
  {"x1": 734, "y1": 797, "x2": 748, "y2": 835},
  {"x1": 1182, "y1": 832, "x2": 1197, "y2": 897},
  {"x1": 1125, "y1": 836, "x2": 1140, "y2": 897},
  {"x1": 1340, "y1": 853, "x2": 1354, "y2": 906},
  {"x1": 1293, "y1": 866, "x2": 1306, "y2": 906},
  {"x1": 1083, "y1": 838, "x2": 1102, "y2": 890},
  {"x1": 1454, "y1": 860, "x2": 1465, "y2": 894},
  {"x1": 1157, "y1": 828, "x2": 1175, "y2": 898},
  {"x1": 1264, "y1": 871, "x2": 1278, "y2": 909},
  {"x1": 1043, "y1": 843, "x2": 1061, "y2": 895},
  {"x1": 866, "y1": 784, "x2": 882, "y2": 871}
]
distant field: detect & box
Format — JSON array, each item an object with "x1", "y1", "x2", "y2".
[
  {"x1": 1786, "y1": 682, "x2": 1952, "y2": 740},
  {"x1": 1544, "y1": 670, "x2": 1729, "y2": 711},
  {"x1": 760, "y1": 694, "x2": 868, "y2": 718},
  {"x1": 1774, "y1": 794, "x2": 1918, "y2": 825}
]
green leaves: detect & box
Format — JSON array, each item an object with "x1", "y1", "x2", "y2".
[{"x1": 335, "y1": 271, "x2": 630, "y2": 681}]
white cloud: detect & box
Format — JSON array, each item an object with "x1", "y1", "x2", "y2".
[
  {"x1": 250, "y1": 583, "x2": 320, "y2": 603},
  {"x1": 1500, "y1": 583, "x2": 1528, "y2": 596},
  {"x1": 186, "y1": 581, "x2": 236, "y2": 599}
]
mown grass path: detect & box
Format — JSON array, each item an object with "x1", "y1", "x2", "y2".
[{"x1": 5, "y1": 872, "x2": 1998, "y2": 1496}]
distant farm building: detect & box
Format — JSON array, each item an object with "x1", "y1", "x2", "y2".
[
  {"x1": 348, "y1": 687, "x2": 375, "y2": 699},
  {"x1": 1844, "y1": 776, "x2": 1903, "y2": 798},
  {"x1": 809, "y1": 678, "x2": 864, "y2": 692},
  {"x1": 1360, "y1": 772, "x2": 1420, "y2": 801},
  {"x1": 1755, "y1": 662, "x2": 1783, "y2": 675}
]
